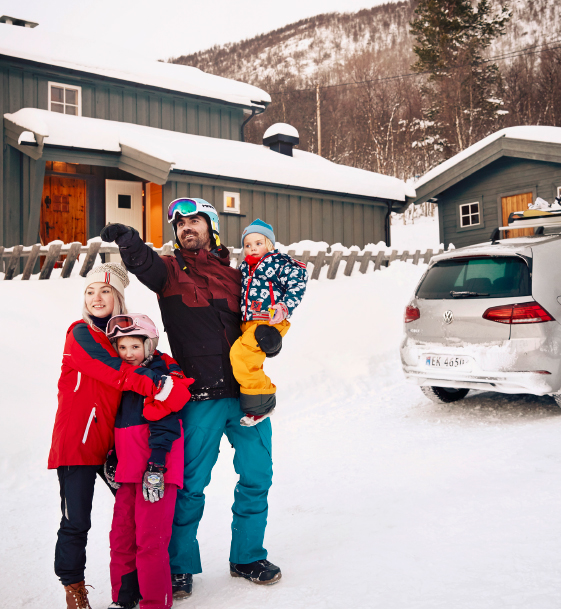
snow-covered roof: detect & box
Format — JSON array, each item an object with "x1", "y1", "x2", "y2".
[
  {"x1": 5, "y1": 109, "x2": 414, "y2": 202},
  {"x1": 416, "y1": 126, "x2": 561, "y2": 189},
  {"x1": 0, "y1": 23, "x2": 270, "y2": 109}
]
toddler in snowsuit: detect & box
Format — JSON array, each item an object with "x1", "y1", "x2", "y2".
[
  {"x1": 230, "y1": 218, "x2": 308, "y2": 426},
  {"x1": 105, "y1": 314, "x2": 193, "y2": 609}
]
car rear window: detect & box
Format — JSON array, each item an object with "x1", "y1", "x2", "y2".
[{"x1": 416, "y1": 256, "x2": 531, "y2": 299}]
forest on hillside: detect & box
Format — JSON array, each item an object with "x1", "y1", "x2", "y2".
[{"x1": 171, "y1": 0, "x2": 561, "y2": 182}]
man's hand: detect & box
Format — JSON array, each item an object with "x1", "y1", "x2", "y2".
[
  {"x1": 142, "y1": 463, "x2": 166, "y2": 502},
  {"x1": 100, "y1": 223, "x2": 132, "y2": 243}
]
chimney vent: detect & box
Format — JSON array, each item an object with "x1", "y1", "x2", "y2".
[
  {"x1": 263, "y1": 123, "x2": 299, "y2": 157},
  {"x1": 0, "y1": 16, "x2": 39, "y2": 28}
]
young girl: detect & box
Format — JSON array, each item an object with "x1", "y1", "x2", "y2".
[
  {"x1": 49, "y1": 263, "x2": 188, "y2": 609},
  {"x1": 230, "y1": 218, "x2": 308, "y2": 426},
  {"x1": 105, "y1": 314, "x2": 193, "y2": 609}
]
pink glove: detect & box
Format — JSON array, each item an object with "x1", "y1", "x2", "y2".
[{"x1": 269, "y1": 302, "x2": 289, "y2": 325}]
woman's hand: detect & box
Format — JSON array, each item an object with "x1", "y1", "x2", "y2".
[{"x1": 143, "y1": 375, "x2": 194, "y2": 421}]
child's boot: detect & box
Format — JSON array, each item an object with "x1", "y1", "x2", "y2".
[{"x1": 64, "y1": 581, "x2": 92, "y2": 609}]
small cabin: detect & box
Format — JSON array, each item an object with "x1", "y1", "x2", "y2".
[{"x1": 411, "y1": 127, "x2": 561, "y2": 248}]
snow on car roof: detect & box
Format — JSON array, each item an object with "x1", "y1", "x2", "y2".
[
  {"x1": 0, "y1": 23, "x2": 270, "y2": 109},
  {"x1": 6, "y1": 108, "x2": 414, "y2": 201},
  {"x1": 416, "y1": 126, "x2": 561, "y2": 189}
]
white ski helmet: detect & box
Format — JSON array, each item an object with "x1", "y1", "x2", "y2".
[{"x1": 167, "y1": 198, "x2": 221, "y2": 248}]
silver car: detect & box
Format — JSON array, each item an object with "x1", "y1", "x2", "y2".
[{"x1": 400, "y1": 233, "x2": 561, "y2": 406}]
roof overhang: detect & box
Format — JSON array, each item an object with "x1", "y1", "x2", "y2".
[{"x1": 414, "y1": 135, "x2": 561, "y2": 206}]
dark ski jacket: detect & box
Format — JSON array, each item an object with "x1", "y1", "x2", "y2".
[
  {"x1": 116, "y1": 228, "x2": 242, "y2": 401},
  {"x1": 115, "y1": 351, "x2": 184, "y2": 487}
]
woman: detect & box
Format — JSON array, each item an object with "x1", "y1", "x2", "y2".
[{"x1": 48, "y1": 263, "x2": 181, "y2": 609}]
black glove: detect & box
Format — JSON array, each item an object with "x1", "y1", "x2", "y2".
[
  {"x1": 100, "y1": 223, "x2": 132, "y2": 243},
  {"x1": 104, "y1": 448, "x2": 121, "y2": 490},
  {"x1": 142, "y1": 463, "x2": 166, "y2": 503}
]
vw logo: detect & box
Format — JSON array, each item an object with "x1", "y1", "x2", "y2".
[{"x1": 443, "y1": 310, "x2": 454, "y2": 324}]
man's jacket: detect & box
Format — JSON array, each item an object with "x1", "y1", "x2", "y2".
[
  {"x1": 239, "y1": 251, "x2": 308, "y2": 322},
  {"x1": 116, "y1": 229, "x2": 242, "y2": 401},
  {"x1": 115, "y1": 351, "x2": 185, "y2": 487},
  {"x1": 49, "y1": 321, "x2": 166, "y2": 469}
]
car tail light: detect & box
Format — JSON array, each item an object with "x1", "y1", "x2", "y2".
[
  {"x1": 482, "y1": 302, "x2": 555, "y2": 324},
  {"x1": 404, "y1": 305, "x2": 420, "y2": 323}
]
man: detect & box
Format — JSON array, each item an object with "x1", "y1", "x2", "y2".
[{"x1": 100, "y1": 198, "x2": 281, "y2": 600}]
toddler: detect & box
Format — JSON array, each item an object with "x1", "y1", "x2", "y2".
[
  {"x1": 105, "y1": 314, "x2": 193, "y2": 609},
  {"x1": 230, "y1": 219, "x2": 308, "y2": 426}
]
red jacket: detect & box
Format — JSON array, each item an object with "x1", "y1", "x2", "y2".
[{"x1": 48, "y1": 321, "x2": 166, "y2": 469}]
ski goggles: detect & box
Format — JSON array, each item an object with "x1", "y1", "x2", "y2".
[
  {"x1": 106, "y1": 315, "x2": 153, "y2": 339},
  {"x1": 167, "y1": 198, "x2": 199, "y2": 224}
]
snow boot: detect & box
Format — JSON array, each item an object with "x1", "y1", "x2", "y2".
[
  {"x1": 230, "y1": 559, "x2": 282, "y2": 585},
  {"x1": 171, "y1": 573, "x2": 193, "y2": 599},
  {"x1": 64, "y1": 581, "x2": 92, "y2": 609},
  {"x1": 108, "y1": 601, "x2": 140, "y2": 609}
]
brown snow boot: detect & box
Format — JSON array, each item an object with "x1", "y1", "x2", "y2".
[{"x1": 64, "y1": 581, "x2": 92, "y2": 609}]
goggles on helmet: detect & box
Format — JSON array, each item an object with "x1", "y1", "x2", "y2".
[
  {"x1": 106, "y1": 314, "x2": 159, "y2": 341},
  {"x1": 167, "y1": 198, "x2": 221, "y2": 247}
]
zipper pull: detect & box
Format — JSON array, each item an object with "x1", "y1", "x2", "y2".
[{"x1": 93, "y1": 406, "x2": 97, "y2": 423}]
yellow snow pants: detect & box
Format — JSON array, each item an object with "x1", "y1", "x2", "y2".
[{"x1": 230, "y1": 320, "x2": 291, "y2": 396}]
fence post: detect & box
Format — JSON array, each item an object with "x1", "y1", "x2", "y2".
[
  {"x1": 326, "y1": 251, "x2": 343, "y2": 279},
  {"x1": 344, "y1": 251, "x2": 358, "y2": 276},
  {"x1": 373, "y1": 250, "x2": 385, "y2": 271},
  {"x1": 161, "y1": 243, "x2": 173, "y2": 256},
  {"x1": 39, "y1": 243, "x2": 62, "y2": 280},
  {"x1": 400, "y1": 250, "x2": 410, "y2": 262},
  {"x1": 21, "y1": 244, "x2": 41, "y2": 280},
  {"x1": 387, "y1": 250, "x2": 398, "y2": 266},
  {"x1": 4, "y1": 245, "x2": 23, "y2": 280},
  {"x1": 61, "y1": 242, "x2": 83, "y2": 279},
  {"x1": 79, "y1": 242, "x2": 102, "y2": 277},
  {"x1": 301, "y1": 251, "x2": 311, "y2": 268},
  {"x1": 412, "y1": 250, "x2": 421, "y2": 265},
  {"x1": 423, "y1": 249, "x2": 433, "y2": 264},
  {"x1": 311, "y1": 251, "x2": 325, "y2": 280},
  {"x1": 359, "y1": 251, "x2": 371, "y2": 274}
]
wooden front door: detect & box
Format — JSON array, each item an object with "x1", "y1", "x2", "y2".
[
  {"x1": 501, "y1": 192, "x2": 534, "y2": 239},
  {"x1": 40, "y1": 176, "x2": 86, "y2": 245}
]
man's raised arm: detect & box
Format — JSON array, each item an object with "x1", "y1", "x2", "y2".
[{"x1": 100, "y1": 223, "x2": 168, "y2": 294}]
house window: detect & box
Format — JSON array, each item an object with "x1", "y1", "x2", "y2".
[
  {"x1": 557, "y1": 186, "x2": 561, "y2": 201},
  {"x1": 459, "y1": 202, "x2": 480, "y2": 228},
  {"x1": 224, "y1": 191, "x2": 240, "y2": 213},
  {"x1": 48, "y1": 82, "x2": 81, "y2": 116}
]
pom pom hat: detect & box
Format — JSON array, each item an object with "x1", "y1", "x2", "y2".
[
  {"x1": 241, "y1": 218, "x2": 276, "y2": 248},
  {"x1": 85, "y1": 262, "x2": 130, "y2": 298}
]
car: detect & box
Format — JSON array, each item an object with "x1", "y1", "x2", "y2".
[{"x1": 400, "y1": 231, "x2": 561, "y2": 406}]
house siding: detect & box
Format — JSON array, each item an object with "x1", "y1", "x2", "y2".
[{"x1": 437, "y1": 157, "x2": 561, "y2": 248}]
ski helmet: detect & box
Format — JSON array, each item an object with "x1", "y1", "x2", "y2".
[
  {"x1": 167, "y1": 198, "x2": 221, "y2": 248},
  {"x1": 106, "y1": 314, "x2": 159, "y2": 361}
]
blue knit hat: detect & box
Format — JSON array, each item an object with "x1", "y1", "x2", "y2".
[{"x1": 241, "y1": 218, "x2": 276, "y2": 248}]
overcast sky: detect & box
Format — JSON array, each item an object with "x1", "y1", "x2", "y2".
[{"x1": 3, "y1": 0, "x2": 395, "y2": 61}]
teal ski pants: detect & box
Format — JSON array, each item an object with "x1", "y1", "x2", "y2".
[{"x1": 168, "y1": 397, "x2": 273, "y2": 574}]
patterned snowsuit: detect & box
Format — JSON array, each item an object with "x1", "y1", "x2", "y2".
[{"x1": 231, "y1": 251, "x2": 308, "y2": 413}]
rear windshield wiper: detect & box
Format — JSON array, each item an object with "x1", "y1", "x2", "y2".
[{"x1": 450, "y1": 291, "x2": 490, "y2": 298}]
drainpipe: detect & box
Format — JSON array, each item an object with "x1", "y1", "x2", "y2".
[
  {"x1": 385, "y1": 201, "x2": 393, "y2": 247},
  {"x1": 241, "y1": 106, "x2": 265, "y2": 142}
]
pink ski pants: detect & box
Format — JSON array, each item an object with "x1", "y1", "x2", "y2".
[{"x1": 110, "y1": 482, "x2": 178, "y2": 609}]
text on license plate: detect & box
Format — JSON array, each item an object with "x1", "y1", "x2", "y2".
[{"x1": 425, "y1": 355, "x2": 471, "y2": 369}]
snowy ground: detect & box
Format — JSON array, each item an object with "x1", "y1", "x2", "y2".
[{"x1": 3, "y1": 246, "x2": 561, "y2": 608}]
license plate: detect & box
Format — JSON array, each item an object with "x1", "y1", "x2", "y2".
[{"x1": 425, "y1": 355, "x2": 472, "y2": 370}]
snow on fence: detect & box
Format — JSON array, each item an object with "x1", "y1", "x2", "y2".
[{"x1": 0, "y1": 241, "x2": 444, "y2": 281}]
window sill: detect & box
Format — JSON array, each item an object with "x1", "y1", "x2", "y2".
[{"x1": 220, "y1": 211, "x2": 246, "y2": 216}]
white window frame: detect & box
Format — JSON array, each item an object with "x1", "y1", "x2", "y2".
[
  {"x1": 557, "y1": 186, "x2": 561, "y2": 200},
  {"x1": 48, "y1": 82, "x2": 82, "y2": 116},
  {"x1": 459, "y1": 201, "x2": 481, "y2": 228},
  {"x1": 223, "y1": 191, "x2": 240, "y2": 214}
]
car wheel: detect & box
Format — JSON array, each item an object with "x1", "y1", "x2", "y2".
[
  {"x1": 550, "y1": 394, "x2": 561, "y2": 408},
  {"x1": 420, "y1": 386, "x2": 470, "y2": 403}
]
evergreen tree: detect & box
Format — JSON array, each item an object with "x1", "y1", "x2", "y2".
[{"x1": 410, "y1": 0, "x2": 510, "y2": 158}]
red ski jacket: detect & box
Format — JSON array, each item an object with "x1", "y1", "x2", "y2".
[{"x1": 48, "y1": 321, "x2": 168, "y2": 469}]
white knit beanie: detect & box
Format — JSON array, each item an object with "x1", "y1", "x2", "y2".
[{"x1": 85, "y1": 262, "x2": 130, "y2": 298}]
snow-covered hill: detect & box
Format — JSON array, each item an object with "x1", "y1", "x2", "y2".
[{"x1": 171, "y1": 0, "x2": 561, "y2": 85}]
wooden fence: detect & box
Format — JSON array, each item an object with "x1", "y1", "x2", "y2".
[{"x1": 0, "y1": 241, "x2": 444, "y2": 281}]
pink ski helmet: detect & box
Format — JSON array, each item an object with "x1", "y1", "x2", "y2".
[{"x1": 106, "y1": 314, "x2": 159, "y2": 360}]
